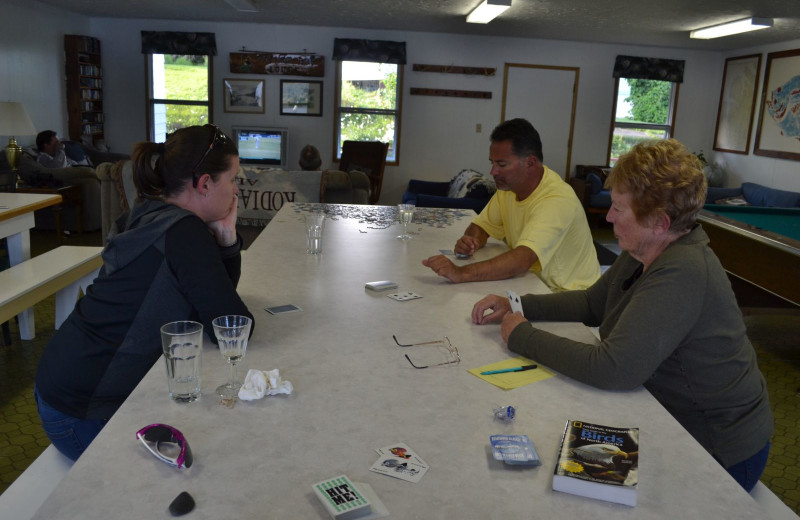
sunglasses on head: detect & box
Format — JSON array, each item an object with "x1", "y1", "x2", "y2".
[
  {"x1": 191, "y1": 124, "x2": 228, "y2": 185},
  {"x1": 136, "y1": 423, "x2": 193, "y2": 469}
]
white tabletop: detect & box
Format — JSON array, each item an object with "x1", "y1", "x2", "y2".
[
  {"x1": 33, "y1": 203, "x2": 765, "y2": 519},
  {"x1": 0, "y1": 192, "x2": 62, "y2": 339}
]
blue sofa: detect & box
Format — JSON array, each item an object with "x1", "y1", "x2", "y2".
[
  {"x1": 705, "y1": 182, "x2": 800, "y2": 208},
  {"x1": 402, "y1": 169, "x2": 495, "y2": 212}
]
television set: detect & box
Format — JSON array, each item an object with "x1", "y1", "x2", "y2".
[{"x1": 232, "y1": 127, "x2": 288, "y2": 169}]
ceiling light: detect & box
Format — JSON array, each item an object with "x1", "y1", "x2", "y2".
[
  {"x1": 221, "y1": 0, "x2": 258, "y2": 12},
  {"x1": 467, "y1": 0, "x2": 511, "y2": 24},
  {"x1": 690, "y1": 17, "x2": 773, "y2": 39}
]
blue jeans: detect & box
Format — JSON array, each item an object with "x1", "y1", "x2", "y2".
[
  {"x1": 725, "y1": 442, "x2": 771, "y2": 492},
  {"x1": 34, "y1": 387, "x2": 107, "y2": 461}
]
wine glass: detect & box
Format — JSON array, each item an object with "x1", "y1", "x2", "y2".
[
  {"x1": 212, "y1": 315, "x2": 252, "y2": 400},
  {"x1": 397, "y1": 204, "x2": 415, "y2": 240}
]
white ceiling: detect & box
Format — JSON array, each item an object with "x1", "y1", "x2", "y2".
[{"x1": 36, "y1": 0, "x2": 800, "y2": 51}]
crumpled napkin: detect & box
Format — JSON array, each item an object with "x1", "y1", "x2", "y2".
[{"x1": 238, "y1": 369, "x2": 294, "y2": 401}]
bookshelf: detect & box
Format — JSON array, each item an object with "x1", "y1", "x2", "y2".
[{"x1": 64, "y1": 35, "x2": 104, "y2": 142}]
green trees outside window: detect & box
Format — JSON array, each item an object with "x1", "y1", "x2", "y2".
[{"x1": 609, "y1": 78, "x2": 677, "y2": 164}]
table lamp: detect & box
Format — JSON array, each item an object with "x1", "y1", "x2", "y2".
[{"x1": 0, "y1": 101, "x2": 37, "y2": 171}]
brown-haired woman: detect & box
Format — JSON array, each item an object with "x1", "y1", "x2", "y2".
[{"x1": 35, "y1": 125, "x2": 254, "y2": 460}]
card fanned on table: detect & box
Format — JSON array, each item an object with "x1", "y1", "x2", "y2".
[
  {"x1": 552, "y1": 419, "x2": 639, "y2": 507},
  {"x1": 312, "y1": 475, "x2": 372, "y2": 519}
]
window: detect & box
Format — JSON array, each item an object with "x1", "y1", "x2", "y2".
[
  {"x1": 334, "y1": 60, "x2": 403, "y2": 163},
  {"x1": 146, "y1": 54, "x2": 213, "y2": 142},
  {"x1": 607, "y1": 78, "x2": 679, "y2": 165}
]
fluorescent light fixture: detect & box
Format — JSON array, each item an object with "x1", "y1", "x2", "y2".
[
  {"x1": 221, "y1": 0, "x2": 258, "y2": 12},
  {"x1": 690, "y1": 17, "x2": 773, "y2": 39},
  {"x1": 467, "y1": 0, "x2": 511, "y2": 24}
]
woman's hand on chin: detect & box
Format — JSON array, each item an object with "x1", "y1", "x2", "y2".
[{"x1": 208, "y1": 194, "x2": 239, "y2": 247}]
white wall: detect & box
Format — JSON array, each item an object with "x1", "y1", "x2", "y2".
[
  {"x1": 90, "y1": 17, "x2": 725, "y2": 203},
  {"x1": 0, "y1": 0, "x2": 89, "y2": 147},
  {"x1": 4, "y1": 2, "x2": 798, "y2": 201},
  {"x1": 715, "y1": 38, "x2": 800, "y2": 193}
]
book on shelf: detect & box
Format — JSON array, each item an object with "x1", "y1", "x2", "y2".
[
  {"x1": 312, "y1": 475, "x2": 372, "y2": 520},
  {"x1": 553, "y1": 419, "x2": 639, "y2": 507}
]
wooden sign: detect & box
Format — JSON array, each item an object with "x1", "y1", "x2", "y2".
[
  {"x1": 413, "y1": 64, "x2": 496, "y2": 76},
  {"x1": 230, "y1": 52, "x2": 324, "y2": 77},
  {"x1": 410, "y1": 88, "x2": 492, "y2": 99}
]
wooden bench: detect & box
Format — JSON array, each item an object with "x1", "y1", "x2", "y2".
[{"x1": 0, "y1": 245, "x2": 103, "y2": 335}]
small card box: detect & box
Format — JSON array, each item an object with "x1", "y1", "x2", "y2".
[
  {"x1": 312, "y1": 475, "x2": 372, "y2": 520},
  {"x1": 365, "y1": 280, "x2": 398, "y2": 292},
  {"x1": 490, "y1": 435, "x2": 542, "y2": 466}
]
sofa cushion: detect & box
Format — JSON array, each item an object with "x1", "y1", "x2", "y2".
[
  {"x1": 742, "y1": 182, "x2": 800, "y2": 208},
  {"x1": 448, "y1": 169, "x2": 493, "y2": 198},
  {"x1": 586, "y1": 172, "x2": 603, "y2": 195}
]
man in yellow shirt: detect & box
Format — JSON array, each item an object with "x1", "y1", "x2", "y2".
[{"x1": 422, "y1": 118, "x2": 600, "y2": 291}]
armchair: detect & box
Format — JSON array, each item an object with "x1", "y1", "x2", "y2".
[
  {"x1": 568, "y1": 165, "x2": 612, "y2": 220},
  {"x1": 338, "y1": 141, "x2": 389, "y2": 204}
]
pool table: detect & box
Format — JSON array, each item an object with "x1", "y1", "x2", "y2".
[{"x1": 699, "y1": 205, "x2": 800, "y2": 306}]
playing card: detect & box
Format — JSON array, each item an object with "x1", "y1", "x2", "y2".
[
  {"x1": 439, "y1": 249, "x2": 454, "y2": 255},
  {"x1": 506, "y1": 291, "x2": 523, "y2": 314},
  {"x1": 369, "y1": 455, "x2": 428, "y2": 483},
  {"x1": 375, "y1": 443, "x2": 427, "y2": 467},
  {"x1": 265, "y1": 304, "x2": 302, "y2": 315},
  {"x1": 387, "y1": 292, "x2": 422, "y2": 302}
]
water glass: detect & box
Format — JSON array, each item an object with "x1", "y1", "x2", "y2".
[
  {"x1": 305, "y1": 213, "x2": 325, "y2": 254},
  {"x1": 160, "y1": 321, "x2": 203, "y2": 403}
]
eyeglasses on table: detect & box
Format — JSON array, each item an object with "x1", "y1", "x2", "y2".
[{"x1": 392, "y1": 335, "x2": 460, "y2": 369}]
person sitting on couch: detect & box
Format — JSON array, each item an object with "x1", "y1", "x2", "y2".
[
  {"x1": 299, "y1": 144, "x2": 322, "y2": 171},
  {"x1": 36, "y1": 130, "x2": 77, "y2": 169}
]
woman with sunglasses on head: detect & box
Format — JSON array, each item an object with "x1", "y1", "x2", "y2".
[{"x1": 35, "y1": 125, "x2": 254, "y2": 461}]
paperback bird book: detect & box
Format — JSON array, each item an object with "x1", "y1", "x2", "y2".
[{"x1": 553, "y1": 419, "x2": 639, "y2": 506}]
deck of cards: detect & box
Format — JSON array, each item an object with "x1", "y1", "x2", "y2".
[
  {"x1": 490, "y1": 435, "x2": 541, "y2": 466},
  {"x1": 369, "y1": 443, "x2": 428, "y2": 483}
]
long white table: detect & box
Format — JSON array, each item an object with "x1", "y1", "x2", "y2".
[
  {"x1": 0, "y1": 192, "x2": 62, "y2": 339},
  {"x1": 33, "y1": 203, "x2": 766, "y2": 519}
]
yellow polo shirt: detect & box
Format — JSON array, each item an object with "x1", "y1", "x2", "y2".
[{"x1": 473, "y1": 166, "x2": 600, "y2": 291}]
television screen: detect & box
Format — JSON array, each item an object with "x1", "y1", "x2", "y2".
[{"x1": 233, "y1": 127, "x2": 288, "y2": 168}]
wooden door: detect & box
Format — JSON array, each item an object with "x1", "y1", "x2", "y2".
[{"x1": 501, "y1": 63, "x2": 579, "y2": 180}]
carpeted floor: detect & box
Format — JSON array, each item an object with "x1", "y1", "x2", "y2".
[{"x1": 1, "y1": 225, "x2": 798, "y2": 515}]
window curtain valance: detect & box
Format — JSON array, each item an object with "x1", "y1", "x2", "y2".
[
  {"x1": 613, "y1": 55, "x2": 684, "y2": 83},
  {"x1": 332, "y1": 38, "x2": 406, "y2": 64},
  {"x1": 141, "y1": 31, "x2": 217, "y2": 55}
]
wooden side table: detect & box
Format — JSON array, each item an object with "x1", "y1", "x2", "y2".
[{"x1": 15, "y1": 184, "x2": 83, "y2": 242}]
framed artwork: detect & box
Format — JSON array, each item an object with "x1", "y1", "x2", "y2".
[
  {"x1": 280, "y1": 80, "x2": 323, "y2": 116},
  {"x1": 223, "y1": 78, "x2": 265, "y2": 113},
  {"x1": 754, "y1": 48, "x2": 800, "y2": 160},
  {"x1": 713, "y1": 54, "x2": 761, "y2": 154}
]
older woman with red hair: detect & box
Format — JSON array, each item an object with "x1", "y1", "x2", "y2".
[{"x1": 472, "y1": 139, "x2": 773, "y2": 491}]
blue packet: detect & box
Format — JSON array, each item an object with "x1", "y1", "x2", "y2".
[{"x1": 490, "y1": 434, "x2": 542, "y2": 466}]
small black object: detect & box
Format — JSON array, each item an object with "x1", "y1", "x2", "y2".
[{"x1": 168, "y1": 491, "x2": 195, "y2": 517}]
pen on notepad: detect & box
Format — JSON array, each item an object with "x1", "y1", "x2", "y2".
[{"x1": 481, "y1": 365, "x2": 538, "y2": 375}]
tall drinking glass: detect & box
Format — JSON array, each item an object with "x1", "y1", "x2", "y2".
[
  {"x1": 160, "y1": 321, "x2": 203, "y2": 403},
  {"x1": 213, "y1": 315, "x2": 252, "y2": 399},
  {"x1": 397, "y1": 204, "x2": 415, "y2": 240}
]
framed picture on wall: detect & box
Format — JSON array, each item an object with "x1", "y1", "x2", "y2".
[
  {"x1": 754, "y1": 48, "x2": 800, "y2": 160},
  {"x1": 712, "y1": 54, "x2": 761, "y2": 154},
  {"x1": 223, "y1": 78, "x2": 265, "y2": 113},
  {"x1": 280, "y1": 80, "x2": 323, "y2": 116}
]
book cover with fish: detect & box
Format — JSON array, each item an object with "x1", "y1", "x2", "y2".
[{"x1": 553, "y1": 419, "x2": 639, "y2": 507}]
